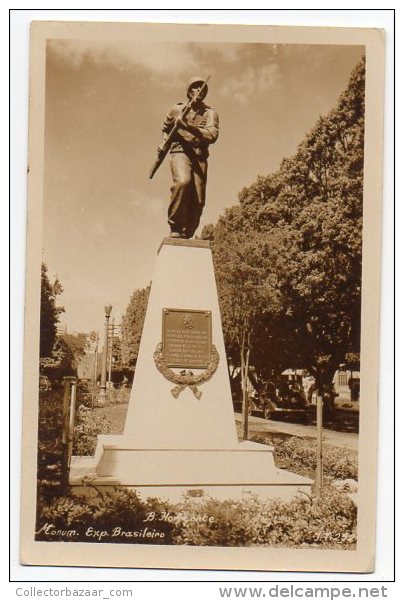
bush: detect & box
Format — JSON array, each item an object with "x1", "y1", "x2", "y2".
[
  {"x1": 37, "y1": 390, "x2": 64, "y2": 496},
  {"x1": 36, "y1": 486, "x2": 174, "y2": 544},
  {"x1": 79, "y1": 385, "x2": 130, "y2": 408},
  {"x1": 106, "y1": 386, "x2": 130, "y2": 405},
  {"x1": 253, "y1": 435, "x2": 358, "y2": 481},
  {"x1": 37, "y1": 388, "x2": 115, "y2": 498},
  {"x1": 171, "y1": 487, "x2": 356, "y2": 548},
  {"x1": 73, "y1": 406, "x2": 111, "y2": 455},
  {"x1": 36, "y1": 485, "x2": 356, "y2": 549}
]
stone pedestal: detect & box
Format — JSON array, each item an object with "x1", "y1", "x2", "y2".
[{"x1": 70, "y1": 238, "x2": 312, "y2": 500}]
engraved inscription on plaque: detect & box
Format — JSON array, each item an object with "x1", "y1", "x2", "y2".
[{"x1": 162, "y1": 308, "x2": 212, "y2": 369}]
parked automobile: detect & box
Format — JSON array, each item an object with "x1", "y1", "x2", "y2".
[
  {"x1": 230, "y1": 369, "x2": 311, "y2": 424},
  {"x1": 263, "y1": 397, "x2": 310, "y2": 424},
  {"x1": 261, "y1": 381, "x2": 310, "y2": 423}
]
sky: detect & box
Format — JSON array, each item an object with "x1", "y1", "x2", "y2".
[{"x1": 42, "y1": 37, "x2": 364, "y2": 335}]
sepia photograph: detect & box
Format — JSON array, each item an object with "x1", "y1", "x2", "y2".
[{"x1": 19, "y1": 19, "x2": 385, "y2": 572}]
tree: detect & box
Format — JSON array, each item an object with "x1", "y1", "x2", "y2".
[
  {"x1": 276, "y1": 57, "x2": 364, "y2": 388},
  {"x1": 121, "y1": 285, "x2": 151, "y2": 370},
  {"x1": 40, "y1": 263, "x2": 64, "y2": 358},
  {"x1": 209, "y1": 56, "x2": 365, "y2": 397},
  {"x1": 59, "y1": 332, "x2": 89, "y2": 372},
  {"x1": 209, "y1": 208, "x2": 286, "y2": 438}
]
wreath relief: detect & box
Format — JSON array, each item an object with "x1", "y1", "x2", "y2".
[{"x1": 153, "y1": 342, "x2": 219, "y2": 399}]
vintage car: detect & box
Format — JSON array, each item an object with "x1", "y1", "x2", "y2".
[
  {"x1": 231, "y1": 373, "x2": 310, "y2": 424},
  {"x1": 261, "y1": 379, "x2": 310, "y2": 423}
]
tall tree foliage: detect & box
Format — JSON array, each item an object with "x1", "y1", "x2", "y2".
[
  {"x1": 121, "y1": 285, "x2": 151, "y2": 370},
  {"x1": 40, "y1": 263, "x2": 64, "y2": 358},
  {"x1": 205, "y1": 56, "x2": 365, "y2": 394},
  {"x1": 59, "y1": 332, "x2": 89, "y2": 371},
  {"x1": 208, "y1": 208, "x2": 283, "y2": 437}
]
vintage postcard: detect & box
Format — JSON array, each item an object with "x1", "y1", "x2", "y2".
[{"x1": 20, "y1": 20, "x2": 385, "y2": 572}]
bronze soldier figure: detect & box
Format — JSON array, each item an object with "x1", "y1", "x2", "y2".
[{"x1": 159, "y1": 77, "x2": 219, "y2": 239}]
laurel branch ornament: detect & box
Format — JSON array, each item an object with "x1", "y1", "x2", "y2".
[{"x1": 153, "y1": 342, "x2": 219, "y2": 399}]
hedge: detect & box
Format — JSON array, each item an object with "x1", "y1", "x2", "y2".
[
  {"x1": 36, "y1": 485, "x2": 356, "y2": 549},
  {"x1": 253, "y1": 435, "x2": 358, "y2": 481}
]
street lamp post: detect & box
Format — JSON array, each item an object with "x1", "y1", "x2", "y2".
[
  {"x1": 315, "y1": 392, "x2": 324, "y2": 499},
  {"x1": 92, "y1": 332, "x2": 99, "y2": 387},
  {"x1": 107, "y1": 318, "x2": 115, "y2": 388},
  {"x1": 98, "y1": 304, "x2": 112, "y2": 406}
]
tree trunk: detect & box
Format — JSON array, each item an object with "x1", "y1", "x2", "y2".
[{"x1": 241, "y1": 329, "x2": 250, "y2": 440}]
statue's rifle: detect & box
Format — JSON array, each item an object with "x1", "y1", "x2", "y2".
[{"x1": 149, "y1": 76, "x2": 211, "y2": 180}]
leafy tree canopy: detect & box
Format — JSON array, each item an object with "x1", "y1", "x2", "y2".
[
  {"x1": 40, "y1": 263, "x2": 64, "y2": 358},
  {"x1": 209, "y1": 56, "x2": 365, "y2": 389},
  {"x1": 121, "y1": 285, "x2": 151, "y2": 370}
]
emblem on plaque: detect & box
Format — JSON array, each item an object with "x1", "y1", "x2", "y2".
[
  {"x1": 154, "y1": 308, "x2": 219, "y2": 398},
  {"x1": 182, "y1": 314, "x2": 194, "y2": 329}
]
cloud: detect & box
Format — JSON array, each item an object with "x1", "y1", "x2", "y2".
[
  {"x1": 47, "y1": 39, "x2": 199, "y2": 77},
  {"x1": 47, "y1": 39, "x2": 249, "y2": 81},
  {"x1": 219, "y1": 63, "x2": 281, "y2": 104},
  {"x1": 191, "y1": 42, "x2": 243, "y2": 64}
]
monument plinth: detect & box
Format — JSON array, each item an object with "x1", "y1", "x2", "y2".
[{"x1": 70, "y1": 239, "x2": 312, "y2": 500}]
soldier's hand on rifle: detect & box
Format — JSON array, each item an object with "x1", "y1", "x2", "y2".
[
  {"x1": 177, "y1": 117, "x2": 201, "y2": 137},
  {"x1": 176, "y1": 117, "x2": 189, "y2": 130},
  {"x1": 157, "y1": 146, "x2": 164, "y2": 156}
]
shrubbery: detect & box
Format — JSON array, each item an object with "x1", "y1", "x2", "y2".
[
  {"x1": 36, "y1": 485, "x2": 356, "y2": 549},
  {"x1": 76, "y1": 385, "x2": 130, "y2": 409},
  {"x1": 278, "y1": 437, "x2": 358, "y2": 481},
  {"x1": 105, "y1": 386, "x2": 130, "y2": 405},
  {"x1": 172, "y1": 487, "x2": 356, "y2": 548},
  {"x1": 253, "y1": 435, "x2": 358, "y2": 481},
  {"x1": 37, "y1": 390, "x2": 64, "y2": 496},
  {"x1": 36, "y1": 487, "x2": 174, "y2": 544},
  {"x1": 73, "y1": 406, "x2": 111, "y2": 455}
]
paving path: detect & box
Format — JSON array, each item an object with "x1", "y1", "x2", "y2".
[
  {"x1": 94, "y1": 403, "x2": 358, "y2": 451},
  {"x1": 234, "y1": 413, "x2": 358, "y2": 451}
]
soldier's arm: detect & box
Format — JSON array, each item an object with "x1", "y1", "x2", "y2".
[
  {"x1": 161, "y1": 104, "x2": 182, "y2": 144},
  {"x1": 177, "y1": 108, "x2": 219, "y2": 144},
  {"x1": 197, "y1": 108, "x2": 219, "y2": 144}
]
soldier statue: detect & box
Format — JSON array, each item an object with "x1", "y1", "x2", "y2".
[{"x1": 150, "y1": 76, "x2": 219, "y2": 239}]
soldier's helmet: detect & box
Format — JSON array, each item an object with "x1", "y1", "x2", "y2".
[{"x1": 186, "y1": 76, "x2": 208, "y2": 99}]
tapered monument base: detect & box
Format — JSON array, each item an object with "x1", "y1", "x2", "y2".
[
  {"x1": 69, "y1": 437, "x2": 311, "y2": 501},
  {"x1": 69, "y1": 239, "x2": 312, "y2": 501}
]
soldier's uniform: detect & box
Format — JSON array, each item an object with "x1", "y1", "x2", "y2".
[{"x1": 161, "y1": 77, "x2": 219, "y2": 239}]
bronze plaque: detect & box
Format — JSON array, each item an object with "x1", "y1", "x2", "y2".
[{"x1": 162, "y1": 308, "x2": 212, "y2": 369}]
